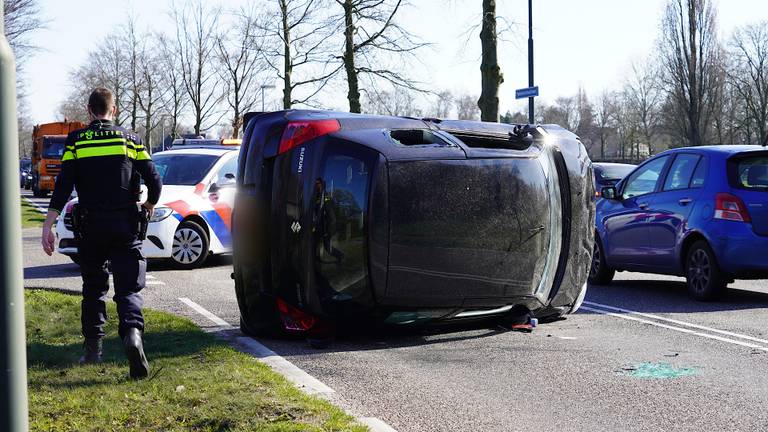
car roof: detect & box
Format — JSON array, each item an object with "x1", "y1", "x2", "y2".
[
  {"x1": 658, "y1": 145, "x2": 767, "y2": 156},
  {"x1": 153, "y1": 147, "x2": 239, "y2": 157},
  {"x1": 593, "y1": 162, "x2": 636, "y2": 168}
]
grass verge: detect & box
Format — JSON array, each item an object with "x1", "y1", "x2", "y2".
[
  {"x1": 26, "y1": 289, "x2": 367, "y2": 432},
  {"x1": 21, "y1": 198, "x2": 46, "y2": 228}
]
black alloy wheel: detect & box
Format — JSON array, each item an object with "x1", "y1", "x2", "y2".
[
  {"x1": 588, "y1": 237, "x2": 615, "y2": 285},
  {"x1": 685, "y1": 240, "x2": 726, "y2": 301}
]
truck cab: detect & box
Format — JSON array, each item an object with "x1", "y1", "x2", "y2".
[{"x1": 30, "y1": 121, "x2": 86, "y2": 197}]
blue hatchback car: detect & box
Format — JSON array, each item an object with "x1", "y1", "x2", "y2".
[{"x1": 591, "y1": 145, "x2": 768, "y2": 300}]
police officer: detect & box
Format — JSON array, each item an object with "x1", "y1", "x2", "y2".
[{"x1": 41, "y1": 88, "x2": 162, "y2": 379}]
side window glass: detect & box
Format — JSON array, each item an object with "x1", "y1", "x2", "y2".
[
  {"x1": 622, "y1": 156, "x2": 669, "y2": 199},
  {"x1": 690, "y1": 156, "x2": 708, "y2": 188},
  {"x1": 212, "y1": 155, "x2": 238, "y2": 185},
  {"x1": 663, "y1": 154, "x2": 700, "y2": 191}
]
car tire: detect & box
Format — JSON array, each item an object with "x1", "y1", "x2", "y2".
[
  {"x1": 588, "y1": 237, "x2": 615, "y2": 285},
  {"x1": 170, "y1": 220, "x2": 210, "y2": 269},
  {"x1": 685, "y1": 240, "x2": 726, "y2": 301}
]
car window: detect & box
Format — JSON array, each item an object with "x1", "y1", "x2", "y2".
[
  {"x1": 622, "y1": 156, "x2": 669, "y2": 199},
  {"x1": 212, "y1": 154, "x2": 238, "y2": 184},
  {"x1": 736, "y1": 156, "x2": 768, "y2": 190},
  {"x1": 152, "y1": 154, "x2": 219, "y2": 186},
  {"x1": 690, "y1": 156, "x2": 708, "y2": 188},
  {"x1": 663, "y1": 154, "x2": 700, "y2": 191}
]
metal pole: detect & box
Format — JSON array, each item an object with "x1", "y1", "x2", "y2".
[
  {"x1": 527, "y1": 0, "x2": 534, "y2": 124},
  {"x1": 0, "y1": 2, "x2": 30, "y2": 430},
  {"x1": 261, "y1": 87, "x2": 266, "y2": 112}
]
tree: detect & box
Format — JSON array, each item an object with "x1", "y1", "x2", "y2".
[
  {"x1": 658, "y1": 0, "x2": 722, "y2": 146},
  {"x1": 729, "y1": 21, "x2": 768, "y2": 146},
  {"x1": 364, "y1": 86, "x2": 421, "y2": 117},
  {"x1": 336, "y1": 0, "x2": 424, "y2": 113},
  {"x1": 478, "y1": 0, "x2": 503, "y2": 122},
  {"x1": 217, "y1": 5, "x2": 266, "y2": 138},
  {"x1": 624, "y1": 60, "x2": 664, "y2": 154},
  {"x1": 456, "y1": 94, "x2": 480, "y2": 120},
  {"x1": 137, "y1": 38, "x2": 168, "y2": 150},
  {"x1": 173, "y1": 0, "x2": 224, "y2": 135},
  {"x1": 430, "y1": 90, "x2": 454, "y2": 118},
  {"x1": 259, "y1": 0, "x2": 340, "y2": 109},
  {"x1": 3, "y1": 0, "x2": 43, "y2": 67},
  {"x1": 594, "y1": 90, "x2": 619, "y2": 159},
  {"x1": 158, "y1": 33, "x2": 188, "y2": 140}
]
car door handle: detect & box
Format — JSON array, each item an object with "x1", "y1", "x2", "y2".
[
  {"x1": 638, "y1": 202, "x2": 649, "y2": 209},
  {"x1": 678, "y1": 198, "x2": 692, "y2": 205}
]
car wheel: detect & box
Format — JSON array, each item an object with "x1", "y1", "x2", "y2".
[
  {"x1": 588, "y1": 238, "x2": 615, "y2": 285},
  {"x1": 685, "y1": 240, "x2": 726, "y2": 301},
  {"x1": 170, "y1": 221, "x2": 210, "y2": 269}
]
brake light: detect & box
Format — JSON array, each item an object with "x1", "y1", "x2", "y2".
[
  {"x1": 276, "y1": 297, "x2": 317, "y2": 331},
  {"x1": 714, "y1": 193, "x2": 751, "y2": 222},
  {"x1": 279, "y1": 119, "x2": 340, "y2": 154}
]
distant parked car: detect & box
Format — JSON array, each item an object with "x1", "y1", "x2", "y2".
[
  {"x1": 20, "y1": 158, "x2": 32, "y2": 189},
  {"x1": 592, "y1": 163, "x2": 636, "y2": 197},
  {"x1": 591, "y1": 145, "x2": 768, "y2": 300}
]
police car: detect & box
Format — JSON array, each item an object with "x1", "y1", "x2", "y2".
[{"x1": 56, "y1": 143, "x2": 239, "y2": 269}]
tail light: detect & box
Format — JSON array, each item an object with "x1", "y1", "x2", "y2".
[
  {"x1": 714, "y1": 193, "x2": 751, "y2": 222},
  {"x1": 279, "y1": 119, "x2": 340, "y2": 154},
  {"x1": 276, "y1": 297, "x2": 317, "y2": 331}
]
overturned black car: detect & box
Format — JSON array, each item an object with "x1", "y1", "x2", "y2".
[{"x1": 232, "y1": 110, "x2": 595, "y2": 336}]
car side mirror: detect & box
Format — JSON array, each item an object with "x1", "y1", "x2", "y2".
[{"x1": 601, "y1": 186, "x2": 618, "y2": 200}]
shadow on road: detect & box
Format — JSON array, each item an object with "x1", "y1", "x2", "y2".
[
  {"x1": 24, "y1": 262, "x2": 80, "y2": 280},
  {"x1": 146, "y1": 254, "x2": 232, "y2": 272},
  {"x1": 252, "y1": 319, "x2": 525, "y2": 358},
  {"x1": 585, "y1": 278, "x2": 768, "y2": 314}
]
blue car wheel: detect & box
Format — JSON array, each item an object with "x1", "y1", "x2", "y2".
[{"x1": 685, "y1": 240, "x2": 726, "y2": 301}]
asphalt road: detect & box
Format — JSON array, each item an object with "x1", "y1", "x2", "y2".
[{"x1": 21, "y1": 188, "x2": 768, "y2": 431}]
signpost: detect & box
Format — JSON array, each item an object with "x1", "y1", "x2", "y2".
[
  {"x1": 527, "y1": 0, "x2": 535, "y2": 123},
  {"x1": 515, "y1": 86, "x2": 539, "y2": 100}
]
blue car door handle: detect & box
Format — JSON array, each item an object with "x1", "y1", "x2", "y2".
[{"x1": 678, "y1": 198, "x2": 692, "y2": 205}]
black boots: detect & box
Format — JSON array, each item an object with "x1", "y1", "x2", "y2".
[
  {"x1": 79, "y1": 337, "x2": 103, "y2": 364},
  {"x1": 122, "y1": 328, "x2": 150, "y2": 379}
]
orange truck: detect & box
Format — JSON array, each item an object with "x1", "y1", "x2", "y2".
[{"x1": 30, "y1": 121, "x2": 86, "y2": 197}]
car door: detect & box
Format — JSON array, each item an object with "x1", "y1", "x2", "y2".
[
  {"x1": 645, "y1": 153, "x2": 707, "y2": 270},
  {"x1": 602, "y1": 155, "x2": 670, "y2": 268}
]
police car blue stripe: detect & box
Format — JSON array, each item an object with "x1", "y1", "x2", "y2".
[{"x1": 200, "y1": 210, "x2": 231, "y2": 248}]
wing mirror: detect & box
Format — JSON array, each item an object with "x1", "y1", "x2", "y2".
[
  {"x1": 601, "y1": 186, "x2": 618, "y2": 200},
  {"x1": 209, "y1": 174, "x2": 236, "y2": 194}
]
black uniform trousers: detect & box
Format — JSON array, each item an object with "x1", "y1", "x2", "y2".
[{"x1": 78, "y1": 207, "x2": 145, "y2": 339}]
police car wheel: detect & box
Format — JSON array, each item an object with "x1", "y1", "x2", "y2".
[{"x1": 171, "y1": 221, "x2": 210, "y2": 269}]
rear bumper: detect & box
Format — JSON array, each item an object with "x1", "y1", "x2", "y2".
[{"x1": 707, "y1": 221, "x2": 768, "y2": 276}]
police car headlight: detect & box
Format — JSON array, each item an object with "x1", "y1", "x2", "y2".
[{"x1": 150, "y1": 206, "x2": 173, "y2": 222}]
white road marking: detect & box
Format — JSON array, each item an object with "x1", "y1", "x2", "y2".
[
  {"x1": 178, "y1": 297, "x2": 398, "y2": 431},
  {"x1": 581, "y1": 305, "x2": 768, "y2": 352},
  {"x1": 178, "y1": 297, "x2": 233, "y2": 328},
  {"x1": 145, "y1": 280, "x2": 165, "y2": 285},
  {"x1": 584, "y1": 301, "x2": 768, "y2": 345},
  {"x1": 558, "y1": 336, "x2": 578, "y2": 340},
  {"x1": 235, "y1": 336, "x2": 336, "y2": 396}
]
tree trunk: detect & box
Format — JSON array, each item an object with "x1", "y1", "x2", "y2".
[
  {"x1": 478, "y1": 0, "x2": 503, "y2": 122},
  {"x1": 686, "y1": 0, "x2": 701, "y2": 146},
  {"x1": 281, "y1": 0, "x2": 292, "y2": 109},
  {"x1": 343, "y1": 0, "x2": 361, "y2": 113}
]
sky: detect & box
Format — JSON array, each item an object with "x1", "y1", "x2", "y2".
[{"x1": 20, "y1": 0, "x2": 768, "y2": 125}]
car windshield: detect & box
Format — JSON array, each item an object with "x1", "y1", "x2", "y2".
[
  {"x1": 736, "y1": 156, "x2": 768, "y2": 190},
  {"x1": 596, "y1": 164, "x2": 635, "y2": 181},
  {"x1": 151, "y1": 153, "x2": 219, "y2": 186},
  {"x1": 42, "y1": 137, "x2": 66, "y2": 159}
]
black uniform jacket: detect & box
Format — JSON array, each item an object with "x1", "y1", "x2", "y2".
[{"x1": 48, "y1": 119, "x2": 162, "y2": 213}]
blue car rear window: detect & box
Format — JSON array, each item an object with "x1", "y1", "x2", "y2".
[{"x1": 737, "y1": 156, "x2": 768, "y2": 190}]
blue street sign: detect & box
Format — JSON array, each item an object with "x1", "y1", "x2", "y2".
[{"x1": 515, "y1": 86, "x2": 539, "y2": 99}]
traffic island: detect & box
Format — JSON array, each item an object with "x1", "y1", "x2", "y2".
[{"x1": 25, "y1": 289, "x2": 367, "y2": 431}]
